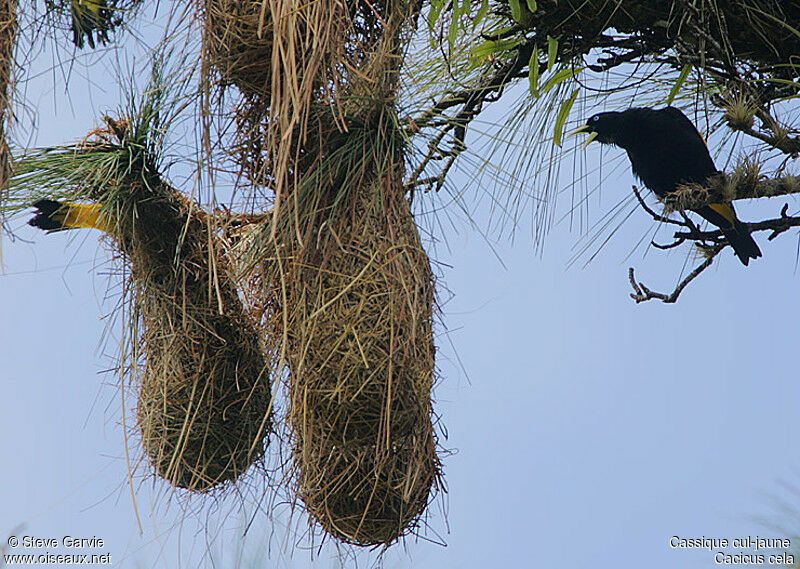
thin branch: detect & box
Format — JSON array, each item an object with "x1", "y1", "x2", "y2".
[
  {"x1": 626, "y1": 187, "x2": 800, "y2": 305},
  {"x1": 631, "y1": 185, "x2": 686, "y2": 226},
  {"x1": 672, "y1": 203, "x2": 800, "y2": 242},
  {"x1": 586, "y1": 33, "x2": 671, "y2": 73},
  {"x1": 412, "y1": 39, "x2": 536, "y2": 131},
  {"x1": 628, "y1": 248, "x2": 721, "y2": 304},
  {"x1": 727, "y1": 122, "x2": 800, "y2": 156}
]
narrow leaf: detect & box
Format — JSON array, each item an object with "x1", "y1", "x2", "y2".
[
  {"x1": 528, "y1": 46, "x2": 540, "y2": 97},
  {"x1": 554, "y1": 89, "x2": 580, "y2": 147},
  {"x1": 666, "y1": 64, "x2": 691, "y2": 105},
  {"x1": 428, "y1": 0, "x2": 444, "y2": 30},
  {"x1": 525, "y1": 0, "x2": 536, "y2": 11},
  {"x1": 447, "y1": 0, "x2": 460, "y2": 52},
  {"x1": 470, "y1": 38, "x2": 522, "y2": 67},
  {"x1": 547, "y1": 36, "x2": 558, "y2": 71},
  {"x1": 508, "y1": 0, "x2": 522, "y2": 22},
  {"x1": 540, "y1": 66, "x2": 583, "y2": 94},
  {"x1": 473, "y1": 0, "x2": 489, "y2": 29},
  {"x1": 747, "y1": 6, "x2": 800, "y2": 40}
]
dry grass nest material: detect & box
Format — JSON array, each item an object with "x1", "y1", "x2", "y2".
[
  {"x1": 106, "y1": 170, "x2": 273, "y2": 492},
  {"x1": 203, "y1": 0, "x2": 410, "y2": 187},
  {"x1": 202, "y1": 0, "x2": 397, "y2": 98},
  {"x1": 280, "y1": 179, "x2": 440, "y2": 545},
  {"x1": 203, "y1": 0, "x2": 274, "y2": 98},
  {"x1": 0, "y1": 0, "x2": 15, "y2": 198}
]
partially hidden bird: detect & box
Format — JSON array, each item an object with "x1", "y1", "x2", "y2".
[
  {"x1": 29, "y1": 199, "x2": 109, "y2": 232},
  {"x1": 576, "y1": 106, "x2": 761, "y2": 266},
  {"x1": 70, "y1": 0, "x2": 113, "y2": 50}
]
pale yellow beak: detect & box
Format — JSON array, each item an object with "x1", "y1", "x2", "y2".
[
  {"x1": 566, "y1": 125, "x2": 598, "y2": 148},
  {"x1": 581, "y1": 131, "x2": 599, "y2": 147}
]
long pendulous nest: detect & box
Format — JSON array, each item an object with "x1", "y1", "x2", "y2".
[
  {"x1": 274, "y1": 163, "x2": 440, "y2": 546},
  {"x1": 202, "y1": 0, "x2": 439, "y2": 539},
  {"x1": 81, "y1": 122, "x2": 276, "y2": 492},
  {"x1": 127, "y1": 192, "x2": 273, "y2": 491}
]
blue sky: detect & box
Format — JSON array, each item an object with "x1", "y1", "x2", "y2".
[{"x1": 2, "y1": 11, "x2": 800, "y2": 569}]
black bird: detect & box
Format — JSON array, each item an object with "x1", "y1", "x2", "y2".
[
  {"x1": 577, "y1": 106, "x2": 761, "y2": 266},
  {"x1": 29, "y1": 199, "x2": 109, "y2": 232}
]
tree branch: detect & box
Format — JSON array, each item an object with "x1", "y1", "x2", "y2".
[
  {"x1": 628, "y1": 249, "x2": 720, "y2": 304},
  {"x1": 627, "y1": 187, "x2": 800, "y2": 305},
  {"x1": 727, "y1": 123, "x2": 800, "y2": 156},
  {"x1": 663, "y1": 172, "x2": 800, "y2": 213},
  {"x1": 672, "y1": 203, "x2": 800, "y2": 243}
]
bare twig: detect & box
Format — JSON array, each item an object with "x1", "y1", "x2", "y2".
[
  {"x1": 628, "y1": 248, "x2": 721, "y2": 304},
  {"x1": 729, "y1": 124, "x2": 800, "y2": 156},
  {"x1": 632, "y1": 185, "x2": 685, "y2": 226},
  {"x1": 671, "y1": 203, "x2": 800, "y2": 242},
  {"x1": 627, "y1": 188, "x2": 800, "y2": 305}
]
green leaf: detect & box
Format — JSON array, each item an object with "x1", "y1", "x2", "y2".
[
  {"x1": 473, "y1": 0, "x2": 489, "y2": 29},
  {"x1": 540, "y1": 66, "x2": 583, "y2": 94},
  {"x1": 447, "y1": 0, "x2": 460, "y2": 52},
  {"x1": 469, "y1": 37, "x2": 523, "y2": 67},
  {"x1": 665, "y1": 64, "x2": 691, "y2": 105},
  {"x1": 554, "y1": 89, "x2": 580, "y2": 147},
  {"x1": 458, "y1": 0, "x2": 471, "y2": 25},
  {"x1": 528, "y1": 46, "x2": 540, "y2": 97},
  {"x1": 747, "y1": 6, "x2": 800, "y2": 40},
  {"x1": 508, "y1": 0, "x2": 522, "y2": 22},
  {"x1": 525, "y1": 0, "x2": 537, "y2": 11},
  {"x1": 428, "y1": 0, "x2": 444, "y2": 30},
  {"x1": 547, "y1": 36, "x2": 558, "y2": 71}
]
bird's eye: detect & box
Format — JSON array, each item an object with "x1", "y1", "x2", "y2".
[{"x1": 591, "y1": 115, "x2": 599, "y2": 122}]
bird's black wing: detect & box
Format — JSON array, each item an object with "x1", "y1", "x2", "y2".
[
  {"x1": 658, "y1": 107, "x2": 717, "y2": 178},
  {"x1": 623, "y1": 107, "x2": 718, "y2": 197}
]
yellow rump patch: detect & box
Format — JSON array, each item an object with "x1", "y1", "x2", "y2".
[
  {"x1": 708, "y1": 203, "x2": 736, "y2": 225},
  {"x1": 61, "y1": 203, "x2": 110, "y2": 232}
]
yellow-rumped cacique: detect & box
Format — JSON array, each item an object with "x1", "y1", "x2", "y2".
[
  {"x1": 576, "y1": 106, "x2": 761, "y2": 266},
  {"x1": 29, "y1": 199, "x2": 109, "y2": 232}
]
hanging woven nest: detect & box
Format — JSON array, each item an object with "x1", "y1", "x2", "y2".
[
  {"x1": 12, "y1": 112, "x2": 275, "y2": 492},
  {"x1": 278, "y1": 160, "x2": 440, "y2": 545},
  {"x1": 129, "y1": 191, "x2": 273, "y2": 491}
]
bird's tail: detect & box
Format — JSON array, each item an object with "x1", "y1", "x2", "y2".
[
  {"x1": 29, "y1": 199, "x2": 110, "y2": 233},
  {"x1": 697, "y1": 203, "x2": 762, "y2": 266}
]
